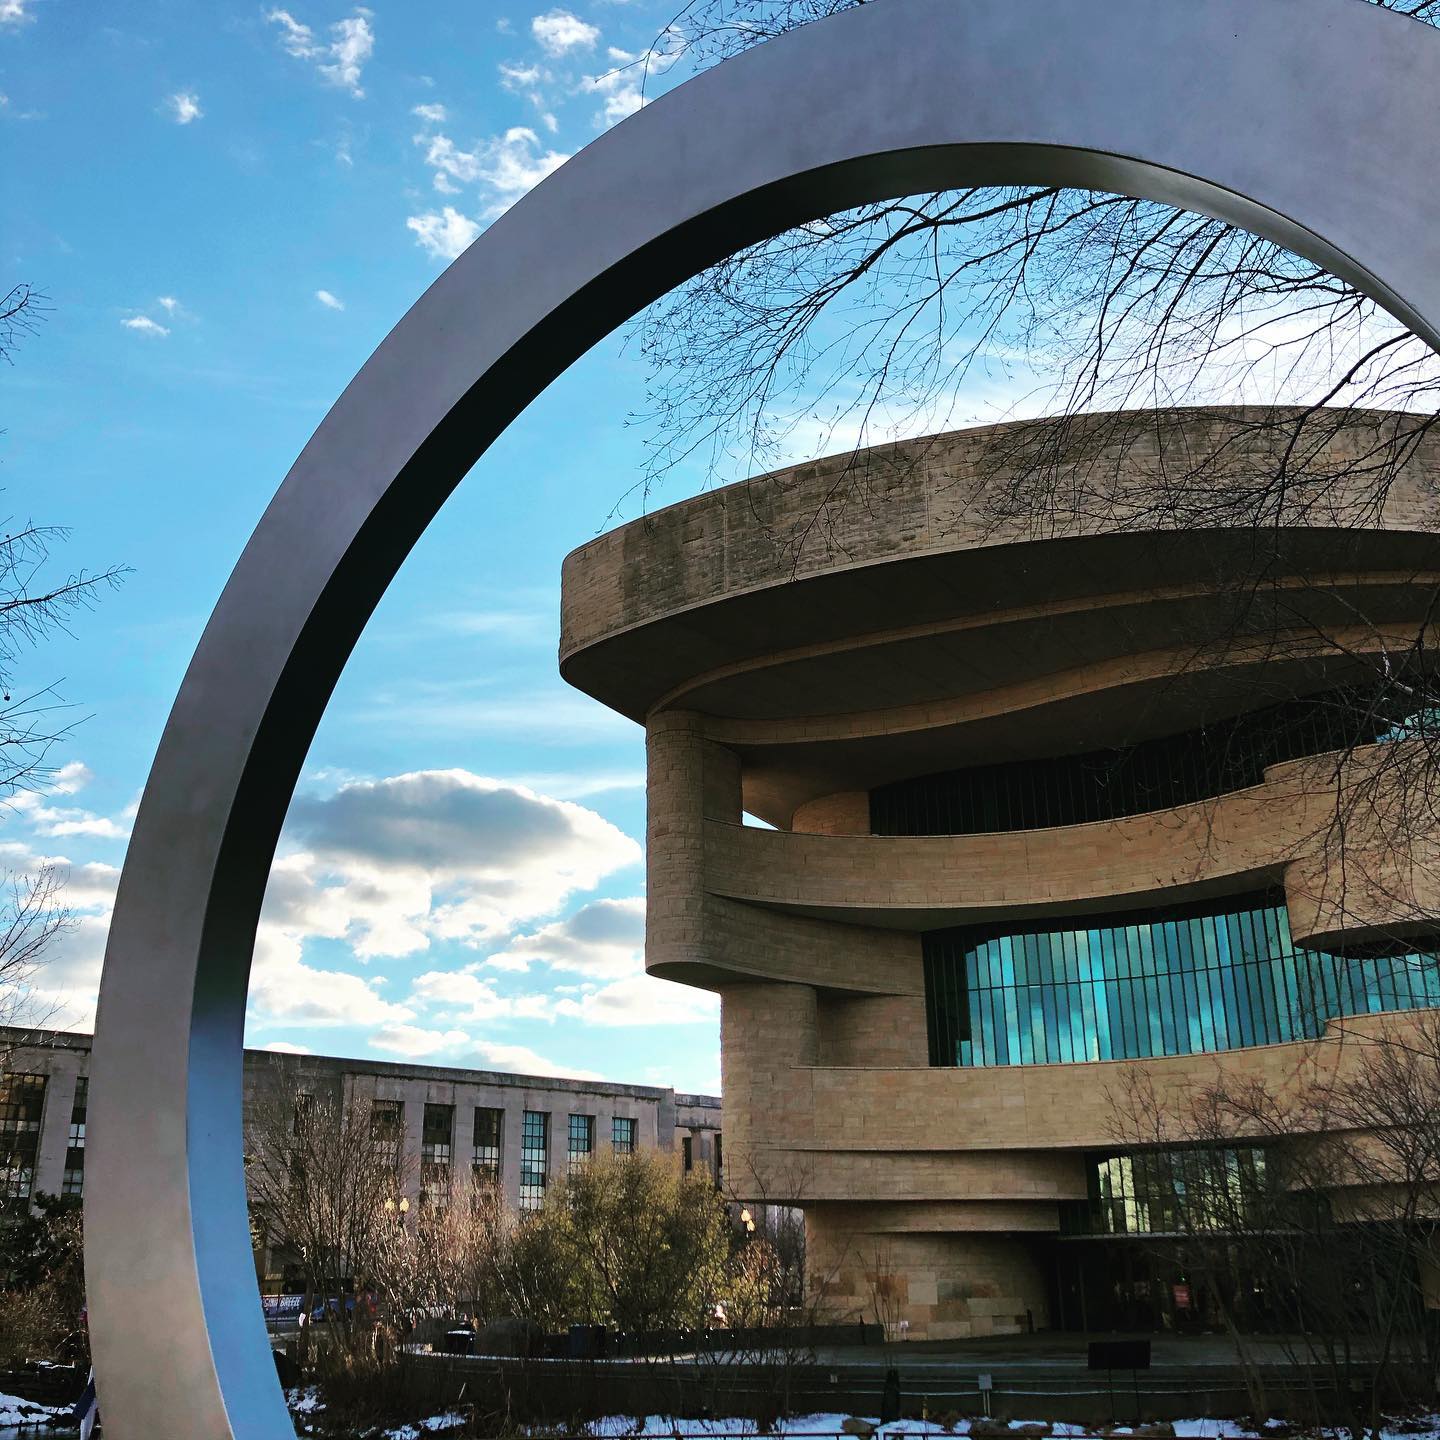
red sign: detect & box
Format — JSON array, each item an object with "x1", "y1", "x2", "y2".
[{"x1": 1172, "y1": 1284, "x2": 1192, "y2": 1310}]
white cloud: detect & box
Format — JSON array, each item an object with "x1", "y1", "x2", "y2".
[
  {"x1": 406, "y1": 206, "x2": 480, "y2": 260},
  {"x1": 0, "y1": 838, "x2": 121, "y2": 1033},
  {"x1": 419, "y1": 127, "x2": 569, "y2": 210},
  {"x1": 0, "y1": 0, "x2": 30, "y2": 25},
  {"x1": 10, "y1": 790, "x2": 129, "y2": 840},
  {"x1": 410, "y1": 969, "x2": 555, "y2": 1024},
  {"x1": 167, "y1": 91, "x2": 202, "y2": 124},
  {"x1": 557, "y1": 973, "x2": 719, "y2": 1027},
  {"x1": 488, "y1": 896, "x2": 644, "y2": 977},
  {"x1": 248, "y1": 925, "x2": 412, "y2": 1028},
  {"x1": 156, "y1": 295, "x2": 182, "y2": 314},
  {"x1": 121, "y1": 315, "x2": 169, "y2": 338},
  {"x1": 467, "y1": 1040, "x2": 603, "y2": 1082},
  {"x1": 268, "y1": 7, "x2": 317, "y2": 56},
  {"x1": 499, "y1": 61, "x2": 543, "y2": 91},
  {"x1": 262, "y1": 768, "x2": 640, "y2": 962},
  {"x1": 50, "y1": 762, "x2": 93, "y2": 796},
  {"x1": 582, "y1": 62, "x2": 643, "y2": 126},
  {"x1": 369, "y1": 1022, "x2": 469, "y2": 1058},
  {"x1": 412, "y1": 102, "x2": 447, "y2": 123},
  {"x1": 315, "y1": 288, "x2": 344, "y2": 310},
  {"x1": 267, "y1": 7, "x2": 374, "y2": 98},
  {"x1": 321, "y1": 13, "x2": 374, "y2": 95},
  {"x1": 259, "y1": 1040, "x2": 312, "y2": 1054},
  {"x1": 531, "y1": 8, "x2": 598, "y2": 56}
]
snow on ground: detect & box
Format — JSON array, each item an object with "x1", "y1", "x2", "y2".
[
  {"x1": 277, "y1": 1404, "x2": 1440, "y2": 1440},
  {"x1": 0, "y1": 1387, "x2": 71, "y2": 1426},
  {"x1": 383, "y1": 1414, "x2": 468, "y2": 1439},
  {"x1": 584, "y1": 1419, "x2": 1133, "y2": 1438}
]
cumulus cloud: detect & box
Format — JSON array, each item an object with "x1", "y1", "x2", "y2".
[
  {"x1": 259, "y1": 1040, "x2": 313, "y2": 1054},
  {"x1": 406, "y1": 206, "x2": 480, "y2": 260},
  {"x1": 315, "y1": 288, "x2": 344, "y2": 310},
  {"x1": 267, "y1": 6, "x2": 374, "y2": 98},
  {"x1": 49, "y1": 762, "x2": 93, "y2": 796},
  {"x1": 0, "y1": 0, "x2": 30, "y2": 26},
  {"x1": 0, "y1": 836, "x2": 121, "y2": 1033},
  {"x1": 157, "y1": 295, "x2": 183, "y2": 315},
  {"x1": 370, "y1": 1022, "x2": 469, "y2": 1058},
  {"x1": 167, "y1": 92, "x2": 202, "y2": 124},
  {"x1": 421, "y1": 127, "x2": 569, "y2": 208},
  {"x1": 261, "y1": 769, "x2": 640, "y2": 962},
  {"x1": 499, "y1": 61, "x2": 543, "y2": 92},
  {"x1": 10, "y1": 788, "x2": 129, "y2": 841},
  {"x1": 555, "y1": 973, "x2": 719, "y2": 1028},
  {"x1": 406, "y1": 126, "x2": 568, "y2": 255},
  {"x1": 488, "y1": 896, "x2": 644, "y2": 977},
  {"x1": 412, "y1": 102, "x2": 447, "y2": 123},
  {"x1": 410, "y1": 969, "x2": 555, "y2": 1024},
  {"x1": 121, "y1": 315, "x2": 169, "y2": 338},
  {"x1": 582, "y1": 56, "x2": 643, "y2": 127},
  {"x1": 248, "y1": 925, "x2": 412, "y2": 1029},
  {"x1": 531, "y1": 8, "x2": 598, "y2": 56},
  {"x1": 467, "y1": 1040, "x2": 603, "y2": 1082}
]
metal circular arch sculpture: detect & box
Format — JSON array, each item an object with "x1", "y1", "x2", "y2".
[{"x1": 87, "y1": 0, "x2": 1440, "y2": 1433}]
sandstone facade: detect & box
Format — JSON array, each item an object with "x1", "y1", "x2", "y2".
[{"x1": 560, "y1": 408, "x2": 1440, "y2": 1338}]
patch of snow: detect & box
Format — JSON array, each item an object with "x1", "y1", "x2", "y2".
[
  {"x1": 0, "y1": 1388, "x2": 70, "y2": 1426},
  {"x1": 384, "y1": 1415, "x2": 467, "y2": 1440},
  {"x1": 1172, "y1": 1424, "x2": 1259, "y2": 1438},
  {"x1": 287, "y1": 1385, "x2": 325, "y2": 1414}
]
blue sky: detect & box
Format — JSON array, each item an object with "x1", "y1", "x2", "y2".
[{"x1": 1, "y1": 0, "x2": 733, "y2": 1090}]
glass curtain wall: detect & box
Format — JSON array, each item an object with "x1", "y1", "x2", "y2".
[{"x1": 925, "y1": 891, "x2": 1440, "y2": 1067}]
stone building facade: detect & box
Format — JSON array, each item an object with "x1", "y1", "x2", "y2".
[
  {"x1": 0, "y1": 1028, "x2": 720, "y2": 1254},
  {"x1": 559, "y1": 407, "x2": 1440, "y2": 1340}
]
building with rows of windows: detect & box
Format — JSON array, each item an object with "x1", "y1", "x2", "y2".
[
  {"x1": 0, "y1": 1028, "x2": 719, "y2": 1282},
  {"x1": 559, "y1": 407, "x2": 1440, "y2": 1340}
]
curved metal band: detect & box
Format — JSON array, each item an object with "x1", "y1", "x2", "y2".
[{"x1": 86, "y1": 0, "x2": 1440, "y2": 1433}]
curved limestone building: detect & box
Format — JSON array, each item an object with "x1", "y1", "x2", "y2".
[{"x1": 560, "y1": 408, "x2": 1440, "y2": 1338}]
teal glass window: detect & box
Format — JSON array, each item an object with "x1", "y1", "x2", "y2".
[
  {"x1": 925, "y1": 891, "x2": 1440, "y2": 1067},
  {"x1": 1060, "y1": 1146, "x2": 1272, "y2": 1236}
]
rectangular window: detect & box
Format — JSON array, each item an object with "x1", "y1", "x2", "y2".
[
  {"x1": 520, "y1": 1110, "x2": 548, "y2": 1210},
  {"x1": 421, "y1": 1103, "x2": 453, "y2": 1207},
  {"x1": 62, "y1": 1076, "x2": 87, "y2": 1199},
  {"x1": 682, "y1": 1135, "x2": 693, "y2": 1172},
  {"x1": 567, "y1": 1113, "x2": 593, "y2": 1173},
  {"x1": 714, "y1": 1132, "x2": 723, "y2": 1188},
  {"x1": 0, "y1": 1073, "x2": 46, "y2": 1207},
  {"x1": 473, "y1": 1106, "x2": 502, "y2": 1186},
  {"x1": 611, "y1": 1116, "x2": 637, "y2": 1154},
  {"x1": 370, "y1": 1099, "x2": 403, "y2": 1168}
]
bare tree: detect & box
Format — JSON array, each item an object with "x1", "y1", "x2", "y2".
[
  {"x1": 244, "y1": 1079, "x2": 408, "y2": 1351},
  {"x1": 0, "y1": 281, "x2": 125, "y2": 1052},
  {"x1": 1108, "y1": 1011, "x2": 1440, "y2": 1435}
]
